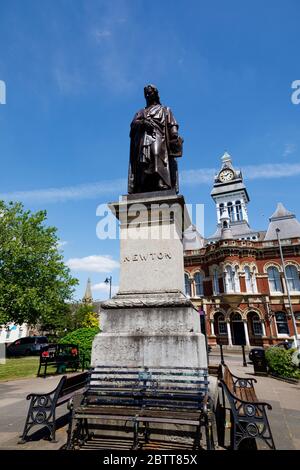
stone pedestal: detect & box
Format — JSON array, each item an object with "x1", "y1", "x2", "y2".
[{"x1": 92, "y1": 190, "x2": 207, "y2": 369}]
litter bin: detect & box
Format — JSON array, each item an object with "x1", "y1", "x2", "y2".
[
  {"x1": 57, "y1": 363, "x2": 67, "y2": 374},
  {"x1": 251, "y1": 349, "x2": 268, "y2": 375}
]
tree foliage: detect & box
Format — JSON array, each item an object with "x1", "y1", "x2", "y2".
[
  {"x1": 41, "y1": 303, "x2": 99, "y2": 339},
  {"x1": 77, "y1": 304, "x2": 99, "y2": 329},
  {"x1": 0, "y1": 201, "x2": 78, "y2": 326},
  {"x1": 59, "y1": 327, "x2": 100, "y2": 365}
]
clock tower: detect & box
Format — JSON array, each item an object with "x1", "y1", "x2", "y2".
[{"x1": 208, "y1": 152, "x2": 259, "y2": 241}]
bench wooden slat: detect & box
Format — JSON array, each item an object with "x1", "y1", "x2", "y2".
[
  {"x1": 218, "y1": 364, "x2": 275, "y2": 450},
  {"x1": 66, "y1": 366, "x2": 211, "y2": 451},
  {"x1": 75, "y1": 405, "x2": 200, "y2": 419}
]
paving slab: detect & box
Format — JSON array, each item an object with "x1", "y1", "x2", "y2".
[
  {"x1": 1, "y1": 363, "x2": 299, "y2": 450},
  {"x1": 210, "y1": 357, "x2": 300, "y2": 450},
  {"x1": 0, "y1": 375, "x2": 72, "y2": 450}
]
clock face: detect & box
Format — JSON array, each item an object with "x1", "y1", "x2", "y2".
[{"x1": 219, "y1": 169, "x2": 234, "y2": 182}]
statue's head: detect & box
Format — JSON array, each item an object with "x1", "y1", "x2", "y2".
[{"x1": 144, "y1": 84, "x2": 161, "y2": 105}]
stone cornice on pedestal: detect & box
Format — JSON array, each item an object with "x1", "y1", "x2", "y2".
[
  {"x1": 109, "y1": 190, "x2": 190, "y2": 230},
  {"x1": 101, "y1": 291, "x2": 194, "y2": 309}
]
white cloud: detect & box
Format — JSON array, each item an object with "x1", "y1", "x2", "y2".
[
  {"x1": 181, "y1": 168, "x2": 216, "y2": 184},
  {"x1": 53, "y1": 66, "x2": 85, "y2": 95},
  {"x1": 283, "y1": 143, "x2": 296, "y2": 158},
  {"x1": 93, "y1": 29, "x2": 112, "y2": 41},
  {"x1": 92, "y1": 282, "x2": 119, "y2": 296},
  {"x1": 181, "y1": 162, "x2": 300, "y2": 184},
  {"x1": 242, "y1": 163, "x2": 300, "y2": 179},
  {"x1": 2, "y1": 162, "x2": 300, "y2": 205},
  {"x1": 57, "y1": 240, "x2": 68, "y2": 248},
  {"x1": 0, "y1": 178, "x2": 126, "y2": 203},
  {"x1": 66, "y1": 255, "x2": 119, "y2": 273}
]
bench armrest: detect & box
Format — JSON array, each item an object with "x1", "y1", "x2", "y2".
[
  {"x1": 26, "y1": 390, "x2": 54, "y2": 400},
  {"x1": 234, "y1": 377, "x2": 257, "y2": 389},
  {"x1": 230, "y1": 371, "x2": 257, "y2": 385},
  {"x1": 219, "y1": 380, "x2": 272, "y2": 410},
  {"x1": 67, "y1": 392, "x2": 86, "y2": 411},
  {"x1": 26, "y1": 376, "x2": 67, "y2": 401}
]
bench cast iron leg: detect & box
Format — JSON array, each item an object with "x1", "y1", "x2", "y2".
[
  {"x1": 144, "y1": 422, "x2": 150, "y2": 444},
  {"x1": 66, "y1": 414, "x2": 76, "y2": 450},
  {"x1": 193, "y1": 424, "x2": 202, "y2": 451},
  {"x1": 132, "y1": 418, "x2": 140, "y2": 450}
]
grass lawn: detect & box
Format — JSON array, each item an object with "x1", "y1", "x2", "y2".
[
  {"x1": 0, "y1": 356, "x2": 75, "y2": 381},
  {"x1": 0, "y1": 356, "x2": 40, "y2": 381}
]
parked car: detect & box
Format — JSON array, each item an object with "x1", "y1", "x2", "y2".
[
  {"x1": 274, "y1": 340, "x2": 294, "y2": 350},
  {"x1": 249, "y1": 347, "x2": 264, "y2": 363},
  {"x1": 249, "y1": 340, "x2": 294, "y2": 362},
  {"x1": 6, "y1": 336, "x2": 48, "y2": 357}
]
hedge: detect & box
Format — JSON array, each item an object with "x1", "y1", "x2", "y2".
[
  {"x1": 265, "y1": 346, "x2": 300, "y2": 379},
  {"x1": 59, "y1": 327, "x2": 99, "y2": 367}
]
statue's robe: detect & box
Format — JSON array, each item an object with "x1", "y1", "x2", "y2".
[{"x1": 128, "y1": 104, "x2": 181, "y2": 194}]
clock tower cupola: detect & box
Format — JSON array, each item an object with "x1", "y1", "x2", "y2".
[{"x1": 208, "y1": 153, "x2": 258, "y2": 242}]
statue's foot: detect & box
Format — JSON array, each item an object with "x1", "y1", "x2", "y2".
[{"x1": 158, "y1": 179, "x2": 169, "y2": 190}]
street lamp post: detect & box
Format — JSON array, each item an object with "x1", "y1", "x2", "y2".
[
  {"x1": 104, "y1": 276, "x2": 112, "y2": 299},
  {"x1": 276, "y1": 228, "x2": 299, "y2": 349}
]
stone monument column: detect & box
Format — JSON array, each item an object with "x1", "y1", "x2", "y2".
[{"x1": 92, "y1": 190, "x2": 207, "y2": 368}]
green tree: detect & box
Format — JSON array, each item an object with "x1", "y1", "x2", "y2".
[
  {"x1": 56, "y1": 302, "x2": 99, "y2": 333},
  {"x1": 59, "y1": 327, "x2": 100, "y2": 365},
  {"x1": 0, "y1": 201, "x2": 78, "y2": 326},
  {"x1": 75, "y1": 304, "x2": 99, "y2": 329}
]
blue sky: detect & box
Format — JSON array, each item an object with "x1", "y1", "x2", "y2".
[{"x1": 0, "y1": 0, "x2": 300, "y2": 300}]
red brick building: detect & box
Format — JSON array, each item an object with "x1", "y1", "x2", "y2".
[{"x1": 184, "y1": 153, "x2": 300, "y2": 348}]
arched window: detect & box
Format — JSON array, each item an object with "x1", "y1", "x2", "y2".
[
  {"x1": 234, "y1": 266, "x2": 240, "y2": 292},
  {"x1": 225, "y1": 266, "x2": 235, "y2": 292},
  {"x1": 235, "y1": 200, "x2": 242, "y2": 221},
  {"x1": 286, "y1": 265, "x2": 300, "y2": 292},
  {"x1": 219, "y1": 203, "x2": 225, "y2": 216},
  {"x1": 232, "y1": 313, "x2": 242, "y2": 322},
  {"x1": 267, "y1": 266, "x2": 283, "y2": 293},
  {"x1": 275, "y1": 312, "x2": 289, "y2": 335},
  {"x1": 213, "y1": 268, "x2": 219, "y2": 295},
  {"x1": 252, "y1": 314, "x2": 263, "y2": 336},
  {"x1": 184, "y1": 273, "x2": 191, "y2": 297},
  {"x1": 244, "y1": 266, "x2": 252, "y2": 292},
  {"x1": 194, "y1": 272, "x2": 204, "y2": 296},
  {"x1": 227, "y1": 202, "x2": 234, "y2": 222},
  {"x1": 295, "y1": 312, "x2": 300, "y2": 334},
  {"x1": 218, "y1": 314, "x2": 227, "y2": 335},
  {"x1": 244, "y1": 266, "x2": 257, "y2": 293}
]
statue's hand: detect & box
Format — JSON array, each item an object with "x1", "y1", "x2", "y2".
[{"x1": 143, "y1": 119, "x2": 154, "y2": 133}]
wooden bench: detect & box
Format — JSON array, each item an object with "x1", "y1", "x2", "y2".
[
  {"x1": 66, "y1": 366, "x2": 214, "y2": 450},
  {"x1": 19, "y1": 371, "x2": 89, "y2": 443},
  {"x1": 218, "y1": 364, "x2": 275, "y2": 450},
  {"x1": 37, "y1": 343, "x2": 83, "y2": 378}
]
